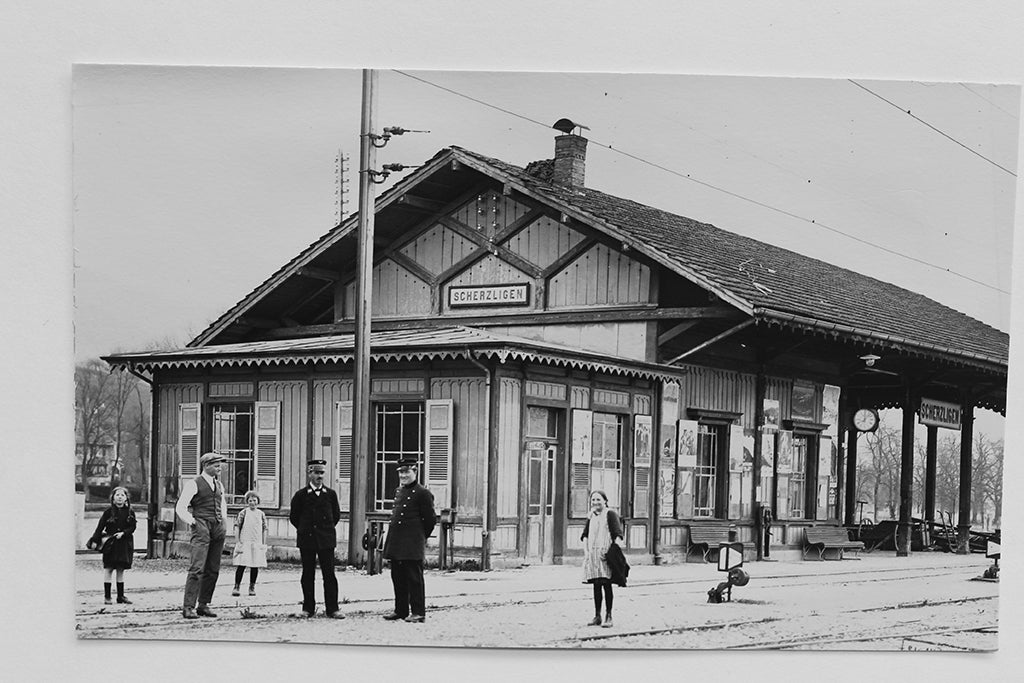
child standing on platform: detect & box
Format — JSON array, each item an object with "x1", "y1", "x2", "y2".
[
  {"x1": 87, "y1": 486, "x2": 137, "y2": 605},
  {"x1": 232, "y1": 490, "x2": 268, "y2": 596}
]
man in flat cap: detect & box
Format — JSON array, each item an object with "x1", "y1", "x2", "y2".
[
  {"x1": 289, "y1": 459, "x2": 344, "y2": 618},
  {"x1": 382, "y1": 457, "x2": 436, "y2": 623},
  {"x1": 175, "y1": 452, "x2": 229, "y2": 619}
]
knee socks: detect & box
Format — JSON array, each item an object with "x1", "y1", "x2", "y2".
[
  {"x1": 603, "y1": 583, "x2": 613, "y2": 615},
  {"x1": 234, "y1": 566, "x2": 260, "y2": 586},
  {"x1": 104, "y1": 582, "x2": 112, "y2": 600},
  {"x1": 592, "y1": 583, "x2": 603, "y2": 614}
]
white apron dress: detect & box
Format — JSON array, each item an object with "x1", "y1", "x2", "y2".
[
  {"x1": 232, "y1": 507, "x2": 268, "y2": 568},
  {"x1": 582, "y1": 508, "x2": 613, "y2": 583}
]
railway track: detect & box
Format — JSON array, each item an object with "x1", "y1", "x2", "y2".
[{"x1": 77, "y1": 563, "x2": 996, "y2": 650}]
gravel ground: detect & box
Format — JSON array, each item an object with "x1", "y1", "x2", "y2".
[{"x1": 74, "y1": 550, "x2": 999, "y2": 651}]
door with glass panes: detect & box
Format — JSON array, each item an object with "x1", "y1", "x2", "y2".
[{"x1": 524, "y1": 406, "x2": 564, "y2": 564}]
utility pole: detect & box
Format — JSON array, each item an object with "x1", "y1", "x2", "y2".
[{"x1": 348, "y1": 69, "x2": 378, "y2": 566}]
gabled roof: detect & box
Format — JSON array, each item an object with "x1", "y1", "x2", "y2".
[{"x1": 186, "y1": 145, "x2": 1008, "y2": 372}]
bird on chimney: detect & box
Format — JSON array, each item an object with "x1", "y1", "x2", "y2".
[{"x1": 552, "y1": 118, "x2": 590, "y2": 135}]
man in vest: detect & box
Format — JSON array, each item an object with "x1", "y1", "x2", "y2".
[
  {"x1": 289, "y1": 459, "x2": 344, "y2": 618},
  {"x1": 381, "y1": 457, "x2": 436, "y2": 623},
  {"x1": 175, "y1": 452, "x2": 230, "y2": 619}
]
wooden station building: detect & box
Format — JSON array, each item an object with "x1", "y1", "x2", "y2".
[{"x1": 105, "y1": 131, "x2": 1008, "y2": 566}]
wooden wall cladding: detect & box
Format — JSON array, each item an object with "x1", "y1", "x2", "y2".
[
  {"x1": 399, "y1": 223, "x2": 477, "y2": 275},
  {"x1": 502, "y1": 215, "x2": 586, "y2": 269},
  {"x1": 496, "y1": 378, "x2": 522, "y2": 518},
  {"x1": 547, "y1": 242, "x2": 651, "y2": 308},
  {"x1": 342, "y1": 258, "x2": 431, "y2": 318},
  {"x1": 311, "y1": 379, "x2": 353, "y2": 488},
  {"x1": 431, "y1": 377, "x2": 487, "y2": 515},
  {"x1": 450, "y1": 190, "x2": 532, "y2": 238}
]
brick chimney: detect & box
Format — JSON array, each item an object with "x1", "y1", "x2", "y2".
[{"x1": 553, "y1": 133, "x2": 587, "y2": 188}]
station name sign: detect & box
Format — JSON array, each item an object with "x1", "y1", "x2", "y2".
[
  {"x1": 448, "y1": 283, "x2": 530, "y2": 307},
  {"x1": 918, "y1": 397, "x2": 961, "y2": 430}
]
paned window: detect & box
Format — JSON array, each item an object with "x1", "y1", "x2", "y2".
[
  {"x1": 591, "y1": 412, "x2": 623, "y2": 509},
  {"x1": 693, "y1": 424, "x2": 723, "y2": 518},
  {"x1": 789, "y1": 434, "x2": 810, "y2": 519},
  {"x1": 373, "y1": 402, "x2": 425, "y2": 511},
  {"x1": 210, "y1": 403, "x2": 254, "y2": 506}
]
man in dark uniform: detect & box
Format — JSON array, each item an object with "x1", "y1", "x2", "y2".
[
  {"x1": 382, "y1": 457, "x2": 436, "y2": 623},
  {"x1": 289, "y1": 459, "x2": 344, "y2": 618}
]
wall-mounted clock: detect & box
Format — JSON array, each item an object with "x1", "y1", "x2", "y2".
[{"x1": 852, "y1": 408, "x2": 879, "y2": 433}]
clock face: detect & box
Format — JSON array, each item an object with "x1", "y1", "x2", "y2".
[{"x1": 853, "y1": 408, "x2": 878, "y2": 432}]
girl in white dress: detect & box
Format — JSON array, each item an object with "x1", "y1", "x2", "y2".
[
  {"x1": 231, "y1": 490, "x2": 268, "y2": 596},
  {"x1": 580, "y1": 490, "x2": 623, "y2": 627}
]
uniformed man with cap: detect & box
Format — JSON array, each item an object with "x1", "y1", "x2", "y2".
[
  {"x1": 289, "y1": 459, "x2": 344, "y2": 618},
  {"x1": 175, "y1": 451, "x2": 230, "y2": 619},
  {"x1": 382, "y1": 457, "x2": 436, "y2": 623}
]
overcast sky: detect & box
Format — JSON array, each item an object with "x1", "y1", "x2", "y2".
[{"x1": 72, "y1": 67, "x2": 1017, "y2": 439}]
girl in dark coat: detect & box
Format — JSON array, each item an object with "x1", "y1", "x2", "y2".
[
  {"x1": 87, "y1": 486, "x2": 137, "y2": 604},
  {"x1": 580, "y1": 489, "x2": 623, "y2": 628}
]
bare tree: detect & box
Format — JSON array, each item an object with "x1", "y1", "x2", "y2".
[{"x1": 75, "y1": 359, "x2": 116, "y2": 491}]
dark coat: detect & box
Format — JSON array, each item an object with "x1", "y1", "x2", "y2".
[
  {"x1": 383, "y1": 482, "x2": 436, "y2": 561},
  {"x1": 289, "y1": 486, "x2": 341, "y2": 550},
  {"x1": 88, "y1": 505, "x2": 137, "y2": 569},
  {"x1": 606, "y1": 543, "x2": 630, "y2": 587}
]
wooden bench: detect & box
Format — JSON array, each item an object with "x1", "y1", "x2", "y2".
[
  {"x1": 803, "y1": 526, "x2": 865, "y2": 560},
  {"x1": 685, "y1": 525, "x2": 732, "y2": 563}
]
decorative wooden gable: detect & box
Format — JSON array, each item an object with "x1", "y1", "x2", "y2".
[
  {"x1": 548, "y1": 242, "x2": 651, "y2": 308},
  {"x1": 449, "y1": 190, "x2": 533, "y2": 236},
  {"x1": 341, "y1": 258, "x2": 431, "y2": 318},
  {"x1": 337, "y1": 185, "x2": 655, "y2": 321},
  {"x1": 398, "y1": 223, "x2": 477, "y2": 275},
  {"x1": 501, "y1": 214, "x2": 586, "y2": 269}
]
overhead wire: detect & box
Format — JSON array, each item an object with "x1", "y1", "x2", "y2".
[
  {"x1": 391, "y1": 70, "x2": 1011, "y2": 295},
  {"x1": 848, "y1": 79, "x2": 1016, "y2": 177}
]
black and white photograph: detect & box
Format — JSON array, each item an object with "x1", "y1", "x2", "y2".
[
  {"x1": 5, "y1": 3, "x2": 1024, "y2": 681},
  {"x1": 70, "y1": 65, "x2": 1013, "y2": 650}
]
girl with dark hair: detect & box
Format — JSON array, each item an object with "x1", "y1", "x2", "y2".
[
  {"x1": 87, "y1": 486, "x2": 137, "y2": 604},
  {"x1": 580, "y1": 489, "x2": 623, "y2": 628}
]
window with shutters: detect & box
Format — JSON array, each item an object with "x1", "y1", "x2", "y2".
[
  {"x1": 210, "y1": 403, "x2": 255, "y2": 506},
  {"x1": 373, "y1": 402, "x2": 425, "y2": 511},
  {"x1": 591, "y1": 412, "x2": 623, "y2": 510}
]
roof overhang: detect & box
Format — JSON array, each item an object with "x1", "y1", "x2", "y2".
[
  {"x1": 754, "y1": 307, "x2": 1008, "y2": 373},
  {"x1": 104, "y1": 326, "x2": 683, "y2": 382}
]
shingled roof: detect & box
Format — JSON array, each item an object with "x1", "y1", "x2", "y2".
[
  {"x1": 452, "y1": 147, "x2": 1009, "y2": 369},
  {"x1": 185, "y1": 144, "x2": 1007, "y2": 372}
]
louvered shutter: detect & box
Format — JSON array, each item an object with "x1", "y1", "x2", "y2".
[
  {"x1": 775, "y1": 430, "x2": 793, "y2": 519},
  {"x1": 178, "y1": 403, "x2": 201, "y2": 478},
  {"x1": 570, "y1": 409, "x2": 593, "y2": 517},
  {"x1": 816, "y1": 435, "x2": 832, "y2": 520},
  {"x1": 424, "y1": 399, "x2": 454, "y2": 509},
  {"x1": 632, "y1": 414, "x2": 652, "y2": 517},
  {"x1": 675, "y1": 419, "x2": 699, "y2": 518},
  {"x1": 335, "y1": 401, "x2": 353, "y2": 512},
  {"x1": 253, "y1": 402, "x2": 280, "y2": 508}
]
